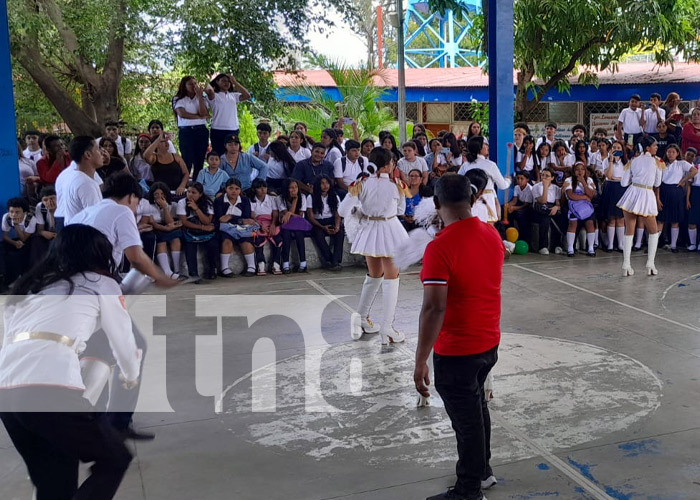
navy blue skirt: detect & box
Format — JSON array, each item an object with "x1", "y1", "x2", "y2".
[
  {"x1": 688, "y1": 186, "x2": 700, "y2": 226},
  {"x1": 658, "y1": 183, "x2": 685, "y2": 223},
  {"x1": 600, "y1": 181, "x2": 626, "y2": 219},
  {"x1": 155, "y1": 229, "x2": 183, "y2": 243}
]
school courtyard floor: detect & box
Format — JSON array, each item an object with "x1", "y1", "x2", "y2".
[{"x1": 1, "y1": 249, "x2": 700, "y2": 500}]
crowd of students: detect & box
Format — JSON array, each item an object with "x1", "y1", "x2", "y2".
[{"x1": 9, "y1": 84, "x2": 700, "y2": 287}]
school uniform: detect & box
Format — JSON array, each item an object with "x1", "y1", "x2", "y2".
[
  {"x1": 458, "y1": 155, "x2": 511, "y2": 223},
  {"x1": 22, "y1": 147, "x2": 42, "y2": 171},
  {"x1": 248, "y1": 142, "x2": 270, "y2": 159},
  {"x1": 617, "y1": 153, "x2": 663, "y2": 216},
  {"x1": 688, "y1": 171, "x2": 700, "y2": 227},
  {"x1": 334, "y1": 156, "x2": 369, "y2": 189},
  {"x1": 196, "y1": 167, "x2": 230, "y2": 199},
  {"x1": 55, "y1": 164, "x2": 103, "y2": 230},
  {"x1": 514, "y1": 151, "x2": 535, "y2": 175},
  {"x1": 531, "y1": 182, "x2": 562, "y2": 251},
  {"x1": 288, "y1": 146, "x2": 311, "y2": 163},
  {"x1": 643, "y1": 107, "x2": 666, "y2": 135},
  {"x1": 1, "y1": 213, "x2": 36, "y2": 285},
  {"x1": 618, "y1": 107, "x2": 644, "y2": 146},
  {"x1": 324, "y1": 147, "x2": 343, "y2": 167},
  {"x1": 176, "y1": 198, "x2": 217, "y2": 278},
  {"x1": 265, "y1": 158, "x2": 291, "y2": 195},
  {"x1": 600, "y1": 158, "x2": 627, "y2": 219},
  {"x1": 135, "y1": 199, "x2": 157, "y2": 261},
  {"x1": 563, "y1": 176, "x2": 596, "y2": 222},
  {"x1": 214, "y1": 195, "x2": 254, "y2": 243},
  {"x1": 307, "y1": 193, "x2": 344, "y2": 268},
  {"x1": 278, "y1": 196, "x2": 309, "y2": 266},
  {"x1": 173, "y1": 95, "x2": 208, "y2": 179},
  {"x1": 206, "y1": 91, "x2": 242, "y2": 155},
  {"x1": 150, "y1": 201, "x2": 182, "y2": 243},
  {"x1": 396, "y1": 156, "x2": 429, "y2": 177},
  {"x1": 658, "y1": 160, "x2": 693, "y2": 223},
  {"x1": 510, "y1": 184, "x2": 534, "y2": 242},
  {"x1": 251, "y1": 195, "x2": 282, "y2": 268}
]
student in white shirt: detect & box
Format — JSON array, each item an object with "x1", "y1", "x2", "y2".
[
  {"x1": 531, "y1": 168, "x2": 563, "y2": 255},
  {"x1": 147, "y1": 182, "x2": 183, "y2": 278},
  {"x1": 535, "y1": 121, "x2": 558, "y2": 151},
  {"x1": 516, "y1": 135, "x2": 536, "y2": 176},
  {"x1": 2, "y1": 197, "x2": 36, "y2": 286},
  {"x1": 321, "y1": 128, "x2": 345, "y2": 166},
  {"x1": 657, "y1": 144, "x2": 697, "y2": 251},
  {"x1": 505, "y1": 171, "x2": 534, "y2": 242},
  {"x1": 397, "y1": 141, "x2": 429, "y2": 185},
  {"x1": 288, "y1": 130, "x2": 311, "y2": 163},
  {"x1": 686, "y1": 148, "x2": 700, "y2": 250},
  {"x1": 307, "y1": 175, "x2": 344, "y2": 270},
  {"x1": 98, "y1": 121, "x2": 133, "y2": 162},
  {"x1": 204, "y1": 73, "x2": 250, "y2": 156},
  {"x1": 551, "y1": 140, "x2": 574, "y2": 186},
  {"x1": 173, "y1": 76, "x2": 210, "y2": 180},
  {"x1": 248, "y1": 122, "x2": 272, "y2": 161},
  {"x1": 0, "y1": 225, "x2": 140, "y2": 500},
  {"x1": 250, "y1": 178, "x2": 282, "y2": 275},
  {"x1": 334, "y1": 140, "x2": 369, "y2": 192},
  {"x1": 616, "y1": 94, "x2": 644, "y2": 147},
  {"x1": 177, "y1": 181, "x2": 218, "y2": 283},
  {"x1": 564, "y1": 162, "x2": 598, "y2": 257},
  {"x1": 30, "y1": 186, "x2": 58, "y2": 264},
  {"x1": 22, "y1": 130, "x2": 42, "y2": 170},
  {"x1": 278, "y1": 179, "x2": 310, "y2": 274},
  {"x1": 266, "y1": 140, "x2": 297, "y2": 195},
  {"x1": 214, "y1": 177, "x2": 257, "y2": 277},
  {"x1": 643, "y1": 93, "x2": 666, "y2": 136}
]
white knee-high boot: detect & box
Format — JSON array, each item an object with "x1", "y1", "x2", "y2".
[
  {"x1": 379, "y1": 278, "x2": 405, "y2": 345},
  {"x1": 351, "y1": 275, "x2": 383, "y2": 340},
  {"x1": 646, "y1": 232, "x2": 660, "y2": 276},
  {"x1": 80, "y1": 358, "x2": 112, "y2": 407},
  {"x1": 622, "y1": 234, "x2": 635, "y2": 277}
]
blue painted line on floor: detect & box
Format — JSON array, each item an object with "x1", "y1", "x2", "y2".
[
  {"x1": 567, "y1": 458, "x2": 641, "y2": 500},
  {"x1": 618, "y1": 439, "x2": 661, "y2": 458},
  {"x1": 537, "y1": 462, "x2": 551, "y2": 470},
  {"x1": 510, "y1": 492, "x2": 560, "y2": 499}
]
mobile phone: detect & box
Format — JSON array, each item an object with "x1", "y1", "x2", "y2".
[
  {"x1": 343, "y1": 117, "x2": 354, "y2": 125},
  {"x1": 441, "y1": 148, "x2": 451, "y2": 155}
]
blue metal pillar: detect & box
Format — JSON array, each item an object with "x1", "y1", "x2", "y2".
[
  {"x1": 487, "y1": 0, "x2": 514, "y2": 188},
  {"x1": 0, "y1": 0, "x2": 19, "y2": 209}
]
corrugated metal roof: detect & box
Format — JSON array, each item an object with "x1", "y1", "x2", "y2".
[{"x1": 274, "y1": 63, "x2": 700, "y2": 89}]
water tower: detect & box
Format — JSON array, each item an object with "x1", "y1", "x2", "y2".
[{"x1": 404, "y1": 0, "x2": 483, "y2": 68}]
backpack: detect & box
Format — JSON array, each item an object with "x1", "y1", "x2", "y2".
[{"x1": 341, "y1": 156, "x2": 365, "y2": 173}]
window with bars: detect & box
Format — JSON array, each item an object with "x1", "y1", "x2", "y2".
[
  {"x1": 549, "y1": 102, "x2": 578, "y2": 123},
  {"x1": 407, "y1": 102, "x2": 418, "y2": 122},
  {"x1": 523, "y1": 102, "x2": 548, "y2": 122},
  {"x1": 424, "y1": 103, "x2": 452, "y2": 124}
]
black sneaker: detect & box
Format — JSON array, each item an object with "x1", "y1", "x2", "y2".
[
  {"x1": 426, "y1": 488, "x2": 484, "y2": 500},
  {"x1": 297, "y1": 266, "x2": 308, "y2": 273}
]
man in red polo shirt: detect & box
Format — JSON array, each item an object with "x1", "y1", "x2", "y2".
[{"x1": 415, "y1": 174, "x2": 503, "y2": 500}]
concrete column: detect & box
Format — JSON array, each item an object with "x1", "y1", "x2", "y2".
[{"x1": 0, "y1": 0, "x2": 20, "y2": 208}]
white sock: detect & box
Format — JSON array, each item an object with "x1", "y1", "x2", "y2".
[
  {"x1": 300, "y1": 260, "x2": 307, "y2": 269},
  {"x1": 566, "y1": 232, "x2": 576, "y2": 253},
  {"x1": 689, "y1": 228, "x2": 698, "y2": 247},
  {"x1": 283, "y1": 261, "x2": 290, "y2": 269},
  {"x1": 156, "y1": 253, "x2": 173, "y2": 276},
  {"x1": 635, "y1": 228, "x2": 645, "y2": 248},
  {"x1": 671, "y1": 227, "x2": 679, "y2": 249},
  {"x1": 587, "y1": 232, "x2": 595, "y2": 252},
  {"x1": 244, "y1": 253, "x2": 255, "y2": 271},
  {"x1": 220, "y1": 253, "x2": 231, "y2": 274},
  {"x1": 606, "y1": 226, "x2": 615, "y2": 250},
  {"x1": 171, "y1": 251, "x2": 181, "y2": 273},
  {"x1": 616, "y1": 226, "x2": 625, "y2": 249},
  {"x1": 594, "y1": 228, "x2": 599, "y2": 246}
]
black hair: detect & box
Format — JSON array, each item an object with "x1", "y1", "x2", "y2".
[
  {"x1": 251, "y1": 178, "x2": 268, "y2": 191},
  {"x1": 552, "y1": 140, "x2": 569, "y2": 156},
  {"x1": 206, "y1": 151, "x2": 220, "y2": 160},
  {"x1": 650, "y1": 93, "x2": 662, "y2": 100},
  {"x1": 465, "y1": 136, "x2": 485, "y2": 163},
  {"x1": 311, "y1": 175, "x2": 339, "y2": 215},
  {"x1": 104, "y1": 120, "x2": 120, "y2": 128},
  {"x1": 520, "y1": 135, "x2": 535, "y2": 153},
  {"x1": 44, "y1": 134, "x2": 61, "y2": 150},
  {"x1": 361, "y1": 139, "x2": 375, "y2": 151},
  {"x1": 210, "y1": 73, "x2": 232, "y2": 92},
  {"x1": 322, "y1": 129, "x2": 345, "y2": 156},
  {"x1": 147, "y1": 182, "x2": 172, "y2": 205},
  {"x1": 256, "y1": 122, "x2": 272, "y2": 133},
  {"x1": 344, "y1": 139, "x2": 361, "y2": 151},
  {"x1": 9, "y1": 224, "x2": 117, "y2": 303},
  {"x1": 412, "y1": 123, "x2": 426, "y2": 135},
  {"x1": 132, "y1": 135, "x2": 153, "y2": 162},
  {"x1": 467, "y1": 121, "x2": 482, "y2": 139},
  {"x1": 69, "y1": 136, "x2": 97, "y2": 163},
  {"x1": 516, "y1": 170, "x2": 531, "y2": 180},
  {"x1": 640, "y1": 135, "x2": 657, "y2": 152},
  {"x1": 289, "y1": 130, "x2": 308, "y2": 148},
  {"x1": 434, "y1": 173, "x2": 473, "y2": 207},
  {"x1": 368, "y1": 147, "x2": 393, "y2": 175},
  {"x1": 185, "y1": 182, "x2": 212, "y2": 216},
  {"x1": 401, "y1": 140, "x2": 418, "y2": 151},
  {"x1": 99, "y1": 137, "x2": 120, "y2": 159},
  {"x1": 630, "y1": 94, "x2": 641, "y2": 101},
  {"x1": 611, "y1": 140, "x2": 629, "y2": 164},
  {"x1": 514, "y1": 122, "x2": 531, "y2": 134},
  {"x1": 378, "y1": 130, "x2": 391, "y2": 142},
  {"x1": 293, "y1": 122, "x2": 307, "y2": 131},
  {"x1": 572, "y1": 124, "x2": 586, "y2": 134},
  {"x1": 24, "y1": 130, "x2": 40, "y2": 138},
  {"x1": 687, "y1": 147, "x2": 698, "y2": 155},
  {"x1": 464, "y1": 168, "x2": 489, "y2": 195},
  {"x1": 224, "y1": 134, "x2": 241, "y2": 145},
  {"x1": 7, "y1": 197, "x2": 29, "y2": 212},
  {"x1": 102, "y1": 172, "x2": 143, "y2": 199},
  {"x1": 380, "y1": 133, "x2": 402, "y2": 160},
  {"x1": 574, "y1": 139, "x2": 589, "y2": 164},
  {"x1": 268, "y1": 141, "x2": 296, "y2": 176},
  {"x1": 413, "y1": 133, "x2": 428, "y2": 156},
  {"x1": 311, "y1": 142, "x2": 327, "y2": 152},
  {"x1": 442, "y1": 132, "x2": 461, "y2": 157},
  {"x1": 148, "y1": 119, "x2": 165, "y2": 132},
  {"x1": 280, "y1": 178, "x2": 303, "y2": 214},
  {"x1": 545, "y1": 121, "x2": 558, "y2": 130},
  {"x1": 39, "y1": 186, "x2": 56, "y2": 199},
  {"x1": 224, "y1": 177, "x2": 242, "y2": 189}
]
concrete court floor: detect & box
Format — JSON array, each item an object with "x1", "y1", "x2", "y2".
[{"x1": 1, "y1": 249, "x2": 700, "y2": 500}]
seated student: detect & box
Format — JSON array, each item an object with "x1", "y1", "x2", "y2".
[
  {"x1": 278, "y1": 178, "x2": 311, "y2": 274},
  {"x1": 291, "y1": 144, "x2": 334, "y2": 195},
  {"x1": 220, "y1": 134, "x2": 268, "y2": 192},
  {"x1": 400, "y1": 169, "x2": 432, "y2": 231},
  {"x1": 98, "y1": 120, "x2": 133, "y2": 162},
  {"x1": 564, "y1": 162, "x2": 598, "y2": 257},
  {"x1": 506, "y1": 171, "x2": 534, "y2": 243},
  {"x1": 593, "y1": 128, "x2": 608, "y2": 141},
  {"x1": 147, "y1": 182, "x2": 183, "y2": 279},
  {"x1": 532, "y1": 142, "x2": 552, "y2": 182},
  {"x1": 196, "y1": 151, "x2": 229, "y2": 200},
  {"x1": 531, "y1": 168, "x2": 563, "y2": 255},
  {"x1": 396, "y1": 141, "x2": 429, "y2": 185},
  {"x1": 130, "y1": 134, "x2": 154, "y2": 183},
  {"x1": 214, "y1": 178, "x2": 257, "y2": 277},
  {"x1": 249, "y1": 122, "x2": 272, "y2": 161},
  {"x1": 98, "y1": 137, "x2": 129, "y2": 181},
  {"x1": 135, "y1": 195, "x2": 157, "y2": 265},
  {"x1": 250, "y1": 178, "x2": 282, "y2": 275},
  {"x1": 288, "y1": 130, "x2": 311, "y2": 163},
  {"x1": 30, "y1": 186, "x2": 57, "y2": 264},
  {"x1": 177, "y1": 182, "x2": 218, "y2": 283},
  {"x1": 37, "y1": 135, "x2": 71, "y2": 186},
  {"x1": 334, "y1": 140, "x2": 368, "y2": 193},
  {"x1": 515, "y1": 134, "x2": 536, "y2": 178},
  {"x1": 551, "y1": 140, "x2": 574, "y2": 186},
  {"x1": 361, "y1": 138, "x2": 375, "y2": 159},
  {"x1": 266, "y1": 141, "x2": 297, "y2": 195},
  {"x1": 658, "y1": 144, "x2": 697, "y2": 252},
  {"x1": 2, "y1": 198, "x2": 36, "y2": 286},
  {"x1": 307, "y1": 175, "x2": 344, "y2": 271},
  {"x1": 413, "y1": 132, "x2": 429, "y2": 156},
  {"x1": 425, "y1": 138, "x2": 450, "y2": 183}
]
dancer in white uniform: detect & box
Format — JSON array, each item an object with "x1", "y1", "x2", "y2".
[
  {"x1": 617, "y1": 136, "x2": 664, "y2": 276},
  {"x1": 339, "y1": 147, "x2": 409, "y2": 345},
  {"x1": 458, "y1": 136, "x2": 511, "y2": 222}
]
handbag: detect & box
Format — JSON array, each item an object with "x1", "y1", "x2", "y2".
[
  {"x1": 219, "y1": 222, "x2": 260, "y2": 240},
  {"x1": 568, "y1": 199, "x2": 595, "y2": 220},
  {"x1": 281, "y1": 215, "x2": 312, "y2": 232}
]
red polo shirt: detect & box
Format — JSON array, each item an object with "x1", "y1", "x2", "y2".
[{"x1": 420, "y1": 216, "x2": 503, "y2": 356}]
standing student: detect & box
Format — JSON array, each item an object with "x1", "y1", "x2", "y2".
[
  {"x1": 617, "y1": 136, "x2": 664, "y2": 276},
  {"x1": 307, "y1": 175, "x2": 344, "y2": 270},
  {"x1": 143, "y1": 133, "x2": 190, "y2": 196},
  {"x1": 196, "y1": 151, "x2": 229, "y2": 200},
  {"x1": 535, "y1": 121, "x2": 558, "y2": 150},
  {"x1": 0, "y1": 225, "x2": 140, "y2": 500},
  {"x1": 686, "y1": 149, "x2": 700, "y2": 250},
  {"x1": 248, "y1": 122, "x2": 272, "y2": 161},
  {"x1": 414, "y1": 174, "x2": 502, "y2": 500},
  {"x1": 250, "y1": 179, "x2": 282, "y2": 275},
  {"x1": 2, "y1": 198, "x2": 36, "y2": 286},
  {"x1": 654, "y1": 121, "x2": 676, "y2": 159},
  {"x1": 600, "y1": 141, "x2": 628, "y2": 252},
  {"x1": 204, "y1": 73, "x2": 251, "y2": 155},
  {"x1": 266, "y1": 141, "x2": 296, "y2": 195},
  {"x1": 288, "y1": 130, "x2": 311, "y2": 162},
  {"x1": 334, "y1": 139, "x2": 368, "y2": 192},
  {"x1": 531, "y1": 168, "x2": 563, "y2": 255},
  {"x1": 148, "y1": 182, "x2": 183, "y2": 279},
  {"x1": 177, "y1": 182, "x2": 218, "y2": 283},
  {"x1": 657, "y1": 144, "x2": 697, "y2": 252},
  {"x1": 30, "y1": 186, "x2": 58, "y2": 264},
  {"x1": 22, "y1": 130, "x2": 42, "y2": 170},
  {"x1": 564, "y1": 162, "x2": 597, "y2": 257},
  {"x1": 661, "y1": 92, "x2": 684, "y2": 145},
  {"x1": 339, "y1": 147, "x2": 409, "y2": 344},
  {"x1": 173, "y1": 76, "x2": 210, "y2": 180},
  {"x1": 616, "y1": 94, "x2": 644, "y2": 147},
  {"x1": 278, "y1": 178, "x2": 311, "y2": 274},
  {"x1": 220, "y1": 134, "x2": 268, "y2": 191},
  {"x1": 37, "y1": 135, "x2": 71, "y2": 186},
  {"x1": 466, "y1": 121, "x2": 482, "y2": 139},
  {"x1": 397, "y1": 141, "x2": 429, "y2": 185},
  {"x1": 214, "y1": 177, "x2": 257, "y2": 277},
  {"x1": 643, "y1": 93, "x2": 666, "y2": 137}
]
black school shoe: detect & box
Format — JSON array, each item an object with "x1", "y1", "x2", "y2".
[{"x1": 426, "y1": 488, "x2": 485, "y2": 500}]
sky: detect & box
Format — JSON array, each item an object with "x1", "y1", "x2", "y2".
[{"x1": 306, "y1": 11, "x2": 368, "y2": 67}]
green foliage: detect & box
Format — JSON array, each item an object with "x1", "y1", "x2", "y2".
[
  {"x1": 469, "y1": 100, "x2": 488, "y2": 136},
  {"x1": 237, "y1": 108, "x2": 258, "y2": 151},
  {"x1": 12, "y1": 63, "x2": 63, "y2": 133}
]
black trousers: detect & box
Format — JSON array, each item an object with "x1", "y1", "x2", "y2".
[
  {"x1": 184, "y1": 237, "x2": 218, "y2": 277},
  {"x1": 281, "y1": 229, "x2": 307, "y2": 263},
  {"x1": 178, "y1": 125, "x2": 209, "y2": 180},
  {"x1": 210, "y1": 128, "x2": 239, "y2": 158},
  {"x1": 310, "y1": 217, "x2": 344, "y2": 266},
  {"x1": 2, "y1": 240, "x2": 30, "y2": 286},
  {"x1": 509, "y1": 206, "x2": 533, "y2": 244},
  {"x1": 0, "y1": 388, "x2": 132, "y2": 500},
  {"x1": 434, "y1": 346, "x2": 498, "y2": 498},
  {"x1": 254, "y1": 234, "x2": 282, "y2": 266}
]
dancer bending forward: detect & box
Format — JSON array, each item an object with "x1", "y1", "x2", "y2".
[{"x1": 339, "y1": 147, "x2": 409, "y2": 344}]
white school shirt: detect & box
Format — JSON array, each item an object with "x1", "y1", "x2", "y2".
[
  {"x1": 54, "y1": 165, "x2": 103, "y2": 222},
  {"x1": 458, "y1": 155, "x2": 511, "y2": 191},
  {"x1": 325, "y1": 147, "x2": 342, "y2": 166},
  {"x1": 397, "y1": 156, "x2": 429, "y2": 175},
  {"x1": 173, "y1": 96, "x2": 208, "y2": 127},
  {"x1": 531, "y1": 182, "x2": 561, "y2": 204},
  {"x1": 97, "y1": 135, "x2": 133, "y2": 157},
  {"x1": 0, "y1": 272, "x2": 140, "y2": 390},
  {"x1": 2, "y1": 213, "x2": 36, "y2": 235},
  {"x1": 33, "y1": 202, "x2": 55, "y2": 229},
  {"x1": 22, "y1": 148, "x2": 41, "y2": 172},
  {"x1": 333, "y1": 155, "x2": 370, "y2": 185},
  {"x1": 70, "y1": 199, "x2": 142, "y2": 265},
  {"x1": 176, "y1": 198, "x2": 215, "y2": 216},
  {"x1": 643, "y1": 107, "x2": 666, "y2": 134},
  {"x1": 515, "y1": 151, "x2": 535, "y2": 172},
  {"x1": 251, "y1": 195, "x2": 278, "y2": 216},
  {"x1": 603, "y1": 158, "x2": 625, "y2": 180},
  {"x1": 662, "y1": 160, "x2": 694, "y2": 185},
  {"x1": 278, "y1": 196, "x2": 307, "y2": 213},
  {"x1": 148, "y1": 202, "x2": 176, "y2": 224},
  {"x1": 136, "y1": 198, "x2": 151, "y2": 224},
  {"x1": 288, "y1": 146, "x2": 311, "y2": 163},
  {"x1": 207, "y1": 91, "x2": 241, "y2": 130},
  {"x1": 514, "y1": 184, "x2": 534, "y2": 204},
  {"x1": 306, "y1": 194, "x2": 340, "y2": 219},
  {"x1": 589, "y1": 152, "x2": 605, "y2": 173},
  {"x1": 266, "y1": 158, "x2": 289, "y2": 180},
  {"x1": 535, "y1": 136, "x2": 556, "y2": 151},
  {"x1": 563, "y1": 176, "x2": 596, "y2": 197},
  {"x1": 618, "y1": 108, "x2": 644, "y2": 135},
  {"x1": 223, "y1": 196, "x2": 244, "y2": 216},
  {"x1": 248, "y1": 143, "x2": 269, "y2": 157}
]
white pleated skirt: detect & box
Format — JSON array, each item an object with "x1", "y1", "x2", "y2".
[
  {"x1": 616, "y1": 185, "x2": 658, "y2": 217},
  {"x1": 350, "y1": 217, "x2": 409, "y2": 258}
]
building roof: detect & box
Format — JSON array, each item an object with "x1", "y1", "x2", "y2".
[{"x1": 274, "y1": 62, "x2": 700, "y2": 89}]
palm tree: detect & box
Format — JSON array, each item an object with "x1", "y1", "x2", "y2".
[{"x1": 278, "y1": 55, "x2": 395, "y2": 140}]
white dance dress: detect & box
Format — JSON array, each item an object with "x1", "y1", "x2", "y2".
[
  {"x1": 338, "y1": 173, "x2": 409, "y2": 258},
  {"x1": 616, "y1": 153, "x2": 664, "y2": 217},
  {"x1": 458, "y1": 155, "x2": 511, "y2": 222}
]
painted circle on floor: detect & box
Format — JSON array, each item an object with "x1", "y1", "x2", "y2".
[{"x1": 222, "y1": 334, "x2": 662, "y2": 466}]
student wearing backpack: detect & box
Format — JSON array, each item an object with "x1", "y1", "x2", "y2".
[{"x1": 333, "y1": 140, "x2": 368, "y2": 193}]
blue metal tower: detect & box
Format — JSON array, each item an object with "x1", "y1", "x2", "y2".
[{"x1": 403, "y1": 0, "x2": 483, "y2": 68}]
